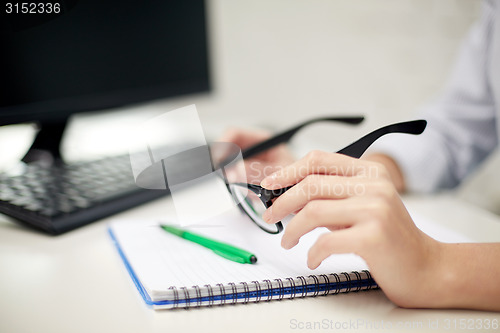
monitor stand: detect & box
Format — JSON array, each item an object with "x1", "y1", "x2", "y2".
[{"x1": 21, "y1": 118, "x2": 68, "y2": 166}]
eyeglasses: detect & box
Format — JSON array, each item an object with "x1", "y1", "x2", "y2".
[
  {"x1": 132, "y1": 116, "x2": 426, "y2": 233},
  {"x1": 223, "y1": 118, "x2": 427, "y2": 234}
]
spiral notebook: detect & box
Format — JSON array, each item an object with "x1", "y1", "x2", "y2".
[{"x1": 108, "y1": 210, "x2": 378, "y2": 309}]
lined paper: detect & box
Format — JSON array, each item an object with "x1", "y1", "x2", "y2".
[{"x1": 110, "y1": 210, "x2": 368, "y2": 301}]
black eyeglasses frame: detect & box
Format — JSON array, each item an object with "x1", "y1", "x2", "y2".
[{"x1": 225, "y1": 119, "x2": 427, "y2": 234}]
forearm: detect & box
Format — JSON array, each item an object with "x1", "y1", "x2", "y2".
[{"x1": 430, "y1": 242, "x2": 500, "y2": 311}]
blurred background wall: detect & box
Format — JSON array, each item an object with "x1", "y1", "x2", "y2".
[
  {"x1": 193, "y1": 0, "x2": 481, "y2": 132},
  {"x1": 123, "y1": 0, "x2": 483, "y2": 155},
  {"x1": 4, "y1": 0, "x2": 482, "y2": 149},
  {"x1": 3, "y1": 0, "x2": 488, "y2": 186}
]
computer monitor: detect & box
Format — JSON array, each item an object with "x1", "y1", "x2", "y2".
[{"x1": 0, "y1": 0, "x2": 210, "y2": 163}]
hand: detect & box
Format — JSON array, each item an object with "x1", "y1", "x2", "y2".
[
  {"x1": 363, "y1": 153, "x2": 406, "y2": 193},
  {"x1": 217, "y1": 127, "x2": 295, "y2": 184},
  {"x1": 260, "y1": 150, "x2": 444, "y2": 308}
]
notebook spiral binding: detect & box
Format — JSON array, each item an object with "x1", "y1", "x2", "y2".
[{"x1": 162, "y1": 270, "x2": 378, "y2": 309}]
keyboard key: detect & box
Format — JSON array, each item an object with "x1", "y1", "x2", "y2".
[{"x1": 0, "y1": 154, "x2": 169, "y2": 234}]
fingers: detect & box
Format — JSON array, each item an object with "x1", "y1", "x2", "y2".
[
  {"x1": 307, "y1": 228, "x2": 361, "y2": 269},
  {"x1": 225, "y1": 159, "x2": 285, "y2": 184},
  {"x1": 280, "y1": 198, "x2": 368, "y2": 250},
  {"x1": 263, "y1": 174, "x2": 374, "y2": 224},
  {"x1": 267, "y1": 158, "x2": 399, "y2": 270},
  {"x1": 261, "y1": 150, "x2": 387, "y2": 189},
  {"x1": 233, "y1": 160, "x2": 276, "y2": 184}
]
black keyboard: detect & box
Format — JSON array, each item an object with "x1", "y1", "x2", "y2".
[{"x1": 0, "y1": 155, "x2": 167, "y2": 234}]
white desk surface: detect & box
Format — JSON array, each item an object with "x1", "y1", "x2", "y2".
[{"x1": 1, "y1": 193, "x2": 500, "y2": 333}]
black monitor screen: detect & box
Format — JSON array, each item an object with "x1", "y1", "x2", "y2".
[{"x1": 0, "y1": 0, "x2": 210, "y2": 125}]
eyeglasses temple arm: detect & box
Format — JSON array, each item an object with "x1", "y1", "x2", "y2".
[
  {"x1": 226, "y1": 119, "x2": 426, "y2": 202},
  {"x1": 241, "y1": 116, "x2": 364, "y2": 160},
  {"x1": 228, "y1": 182, "x2": 293, "y2": 202},
  {"x1": 336, "y1": 120, "x2": 427, "y2": 158}
]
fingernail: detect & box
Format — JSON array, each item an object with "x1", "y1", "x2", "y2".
[{"x1": 262, "y1": 206, "x2": 273, "y2": 223}]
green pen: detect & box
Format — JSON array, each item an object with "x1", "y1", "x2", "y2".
[{"x1": 160, "y1": 224, "x2": 257, "y2": 264}]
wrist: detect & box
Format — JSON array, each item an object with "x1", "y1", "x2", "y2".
[
  {"x1": 422, "y1": 241, "x2": 459, "y2": 308},
  {"x1": 423, "y1": 242, "x2": 480, "y2": 309},
  {"x1": 407, "y1": 236, "x2": 451, "y2": 308}
]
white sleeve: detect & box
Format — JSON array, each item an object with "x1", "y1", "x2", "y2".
[{"x1": 371, "y1": 0, "x2": 498, "y2": 193}]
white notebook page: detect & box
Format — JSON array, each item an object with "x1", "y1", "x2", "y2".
[{"x1": 110, "y1": 209, "x2": 369, "y2": 301}]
